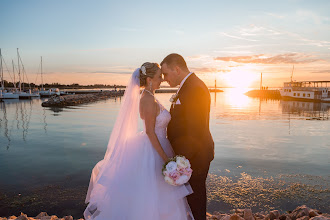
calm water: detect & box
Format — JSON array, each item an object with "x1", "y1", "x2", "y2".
[{"x1": 0, "y1": 88, "x2": 329, "y2": 217}]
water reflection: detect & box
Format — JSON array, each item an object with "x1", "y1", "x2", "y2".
[
  {"x1": 281, "y1": 100, "x2": 330, "y2": 120},
  {"x1": 224, "y1": 88, "x2": 251, "y2": 109},
  {"x1": 0, "y1": 99, "x2": 48, "y2": 149},
  {"x1": 211, "y1": 88, "x2": 330, "y2": 121}
]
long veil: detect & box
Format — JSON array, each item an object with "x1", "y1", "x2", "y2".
[{"x1": 85, "y1": 68, "x2": 141, "y2": 204}]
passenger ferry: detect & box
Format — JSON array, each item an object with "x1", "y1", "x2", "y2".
[{"x1": 280, "y1": 81, "x2": 330, "y2": 103}]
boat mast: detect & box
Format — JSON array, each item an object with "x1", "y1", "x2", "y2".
[
  {"x1": 0, "y1": 48, "x2": 4, "y2": 90},
  {"x1": 12, "y1": 60, "x2": 16, "y2": 88},
  {"x1": 260, "y1": 72, "x2": 262, "y2": 90},
  {"x1": 17, "y1": 48, "x2": 21, "y2": 92},
  {"x1": 41, "y1": 56, "x2": 44, "y2": 90},
  {"x1": 290, "y1": 65, "x2": 294, "y2": 83}
]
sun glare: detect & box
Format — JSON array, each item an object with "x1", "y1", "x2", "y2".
[{"x1": 223, "y1": 69, "x2": 257, "y2": 88}]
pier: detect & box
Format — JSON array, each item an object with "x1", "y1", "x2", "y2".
[
  {"x1": 245, "y1": 89, "x2": 282, "y2": 99},
  {"x1": 41, "y1": 90, "x2": 124, "y2": 107}
]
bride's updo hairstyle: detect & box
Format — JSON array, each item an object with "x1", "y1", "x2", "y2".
[{"x1": 139, "y1": 62, "x2": 160, "y2": 87}]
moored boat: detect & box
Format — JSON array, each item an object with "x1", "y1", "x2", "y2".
[{"x1": 280, "y1": 81, "x2": 330, "y2": 103}]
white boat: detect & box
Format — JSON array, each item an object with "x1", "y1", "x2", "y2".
[
  {"x1": 280, "y1": 81, "x2": 330, "y2": 103},
  {"x1": 14, "y1": 49, "x2": 40, "y2": 99},
  {"x1": 0, "y1": 90, "x2": 19, "y2": 99},
  {"x1": 0, "y1": 49, "x2": 19, "y2": 99},
  {"x1": 39, "y1": 88, "x2": 60, "y2": 97},
  {"x1": 37, "y1": 57, "x2": 61, "y2": 97},
  {"x1": 15, "y1": 90, "x2": 40, "y2": 99}
]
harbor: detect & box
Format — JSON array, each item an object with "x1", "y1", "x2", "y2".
[{"x1": 1, "y1": 90, "x2": 329, "y2": 218}]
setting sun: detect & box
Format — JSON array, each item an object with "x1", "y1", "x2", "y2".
[{"x1": 223, "y1": 69, "x2": 258, "y2": 88}]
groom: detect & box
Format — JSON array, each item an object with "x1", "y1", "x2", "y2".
[{"x1": 161, "y1": 53, "x2": 214, "y2": 220}]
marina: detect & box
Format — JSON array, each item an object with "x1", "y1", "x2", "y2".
[{"x1": 0, "y1": 90, "x2": 329, "y2": 218}]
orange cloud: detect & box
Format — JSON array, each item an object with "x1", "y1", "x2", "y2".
[
  {"x1": 214, "y1": 53, "x2": 322, "y2": 64},
  {"x1": 191, "y1": 67, "x2": 230, "y2": 74}
]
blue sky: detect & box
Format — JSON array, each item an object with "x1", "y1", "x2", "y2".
[{"x1": 1, "y1": 0, "x2": 330, "y2": 87}]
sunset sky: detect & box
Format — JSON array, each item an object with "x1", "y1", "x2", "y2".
[{"x1": 1, "y1": 0, "x2": 329, "y2": 88}]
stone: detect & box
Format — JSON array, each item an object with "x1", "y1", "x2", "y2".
[
  {"x1": 244, "y1": 209, "x2": 254, "y2": 220},
  {"x1": 291, "y1": 206, "x2": 311, "y2": 220},
  {"x1": 255, "y1": 213, "x2": 265, "y2": 219},
  {"x1": 213, "y1": 211, "x2": 221, "y2": 216},
  {"x1": 63, "y1": 216, "x2": 72, "y2": 220},
  {"x1": 265, "y1": 214, "x2": 270, "y2": 220},
  {"x1": 279, "y1": 214, "x2": 290, "y2": 220},
  {"x1": 16, "y1": 213, "x2": 28, "y2": 220},
  {"x1": 35, "y1": 213, "x2": 48, "y2": 219},
  {"x1": 40, "y1": 217, "x2": 54, "y2": 220},
  {"x1": 309, "y1": 211, "x2": 319, "y2": 218},
  {"x1": 298, "y1": 216, "x2": 310, "y2": 220},
  {"x1": 8, "y1": 216, "x2": 17, "y2": 220},
  {"x1": 221, "y1": 215, "x2": 231, "y2": 220},
  {"x1": 310, "y1": 217, "x2": 330, "y2": 220},
  {"x1": 229, "y1": 214, "x2": 244, "y2": 220},
  {"x1": 270, "y1": 210, "x2": 280, "y2": 220}
]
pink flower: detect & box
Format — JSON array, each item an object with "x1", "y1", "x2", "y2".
[{"x1": 169, "y1": 171, "x2": 180, "y2": 181}]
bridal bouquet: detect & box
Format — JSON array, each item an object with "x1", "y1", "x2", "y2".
[{"x1": 162, "y1": 155, "x2": 193, "y2": 186}]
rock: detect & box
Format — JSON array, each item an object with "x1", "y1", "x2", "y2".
[
  {"x1": 63, "y1": 216, "x2": 72, "y2": 220},
  {"x1": 291, "y1": 206, "x2": 311, "y2": 220},
  {"x1": 229, "y1": 214, "x2": 244, "y2": 220},
  {"x1": 270, "y1": 210, "x2": 280, "y2": 220},
  {"x1": 297, "y1": 217, "x2": 310, "y2": 220},
  {"x1": 35, "y1": 213, "x2": 48, "y2": 219},
  {"x1": 244, "y1": 209, "x2": 253, "y2": 220},
  {"x1": 8, "y1": 216, "x2": 17, "y2": 219},
  {"x1": 309, "y1": 211, "x2": 319, "y2": 218},
  {"x1": 221, "y1": 215, "x2": 231, "y2": 220},
  {"x1": 255, "y1": 213, "x2": 265, "y2": 219},
  {"x1": 16, "y1": 213, "x2": 28, "y2": 220},
  {"x1": 207, "y1": 212, "x2": 213, "y2": 219},
  {"x1": 310, "y1": 217, "x2": 330, "y2": 220},
  {"x1": 265, "y1": 214, "x2": 270, "y2": 220},
  {"x1": 279, "y1": 214, "x2": 290, "y2": 220},
  {"x1": 40, "y1": 216, "x2": 57, "y2": 220}
]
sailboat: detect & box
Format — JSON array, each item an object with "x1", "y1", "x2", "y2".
[
  {"x1": 38, "y1": 56, "x2": 60, "y2": 97},
  {"x1": 0, "y1": 48, "x2": 19, "y2": 99},
  {"x1": 14, "y1": 48, "x2": 40, "y2": 99}
]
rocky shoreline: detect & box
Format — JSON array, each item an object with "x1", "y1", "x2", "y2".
[
  {"x1": 206, "y1": 205, "x2": 330, "y2": 220},
  {"x1": 41, "y1": 90, "x2": 124, "y2": 107},
  {"x1": 0, "y1": 205, "x2": 329, "y2": 220}
]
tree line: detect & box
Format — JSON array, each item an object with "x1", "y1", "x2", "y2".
[{"x1": 1, "y1": 80, "x2": 125, "y2": 89}]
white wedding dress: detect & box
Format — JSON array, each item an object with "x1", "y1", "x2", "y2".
[{"x1": 84, "y1": 89, "x2": 194, "y2": 220}]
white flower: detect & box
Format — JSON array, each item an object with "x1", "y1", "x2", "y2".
[
  {"x1": 164, "y1": 175, "x2": 175, "y2": 185},
  {"x1": 165, "y1": 161, "x2": 178, "y2": 173},
  {"x1": 141, "y1": 66, "x2": 147, "y2": 75},
  {"x1": 176, "y1": 156, "x2": 190, "y2": 169},
  {"x1": 175, "y1": 175, "x2": 190, "y2": 185},
  {"x1": 170, "y1": 93, "x2": 178, "y2": 103}
]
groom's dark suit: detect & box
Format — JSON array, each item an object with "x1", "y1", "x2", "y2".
[{"x1": 167, "y1": 73, "x2": 214, "y2": 220}]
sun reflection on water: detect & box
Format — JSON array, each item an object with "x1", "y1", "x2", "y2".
[{"x1": 223, "y1": 88, "x2": 252, "y2": 109}]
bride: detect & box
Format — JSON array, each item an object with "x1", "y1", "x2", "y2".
[{"x1": 84, "y1": 62, "x2": 194, "y2": 220}]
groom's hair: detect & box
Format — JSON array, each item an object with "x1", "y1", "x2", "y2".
[{"x1": 160, "y1": 53, "x2": 189, "y2": 71}]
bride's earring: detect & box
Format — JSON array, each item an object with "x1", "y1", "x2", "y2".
[{"x1": 150, "y1": 82, "x2": 152, "y2": 90}]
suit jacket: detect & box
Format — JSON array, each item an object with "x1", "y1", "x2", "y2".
[{"x1": 167, "y1": 73, "x2": 214, "y2": 175}]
